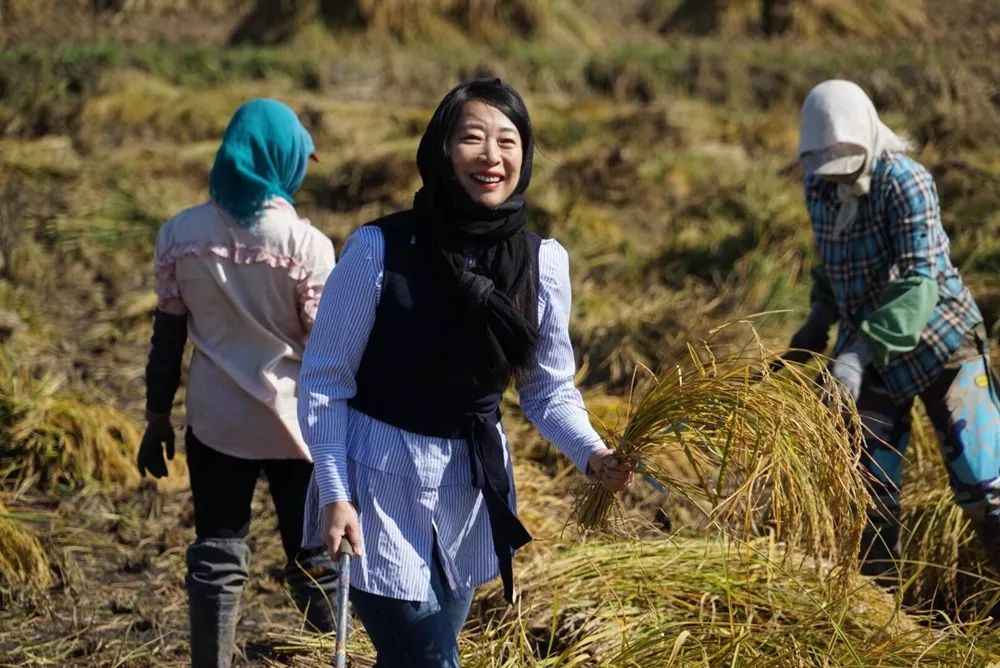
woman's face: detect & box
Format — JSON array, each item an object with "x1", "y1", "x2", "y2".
[{"x1": 448, "y1": 100, "x2": 523, "y2": 209}]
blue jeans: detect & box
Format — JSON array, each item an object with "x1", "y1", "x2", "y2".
[{"x1": 349, "y1": 553, "x2": 474, "y2": 668}]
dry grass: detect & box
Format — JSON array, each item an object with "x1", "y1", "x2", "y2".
[
  {"x1": 468, "y1": 537, "x2": 999, "y2": 667},
  {"x1": 0, "y1": 352, "x2": 142, "y2": 490},
  {"x1": 661, "y1": 0, "x2": 928, "y2": 39},
  {"x1": 573, "y1": 328, "x2": 869, "y2": 589},
  {"x1": 0, "y1": 501, "x2": 52, "y2": 592},
  {"x1": 323, "y1": 0, "x2": 607, "y2": 47}
]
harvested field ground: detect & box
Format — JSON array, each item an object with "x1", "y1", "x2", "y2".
[{"x1": 2, "y1": 0, "x2": 1000, "y2": 665}]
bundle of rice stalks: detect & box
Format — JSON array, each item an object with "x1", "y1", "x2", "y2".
[
  {"x1": 574, "y1": 333, "x2": 870, "y2": 586},
  {"x1": 0, "y1": 501, "x2": 52, "y2": 591},
  {"x1": 473, "y1": 537, "x2": 999, "y2": 667},
  {"x1": 0, "y1": 353, "x2": 141, "y2": 490}
]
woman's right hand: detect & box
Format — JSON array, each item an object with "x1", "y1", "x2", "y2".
[
  {"x1": 323, "y1": 501, "x2": 364, "y2": 557},
  {"x1": 588, "y1": 449, "x2": 635, "y2": 492}
]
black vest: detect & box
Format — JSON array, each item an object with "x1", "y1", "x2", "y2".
[{"x1": 348, "y1": 210, "x2": 541, "y2": 603}]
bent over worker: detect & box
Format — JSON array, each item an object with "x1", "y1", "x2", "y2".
[{"x1": 789, "y1": 79, "x2": 1000, "y2": 579}]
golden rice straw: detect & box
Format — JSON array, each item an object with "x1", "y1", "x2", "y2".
[
  {"x1": 0, "y1": 351, "x2": 142, "y2": 490},
  {"x1": 573, "y1": 325, "x2": 870, "y2": 586},
  {"x1": 0, "y1": 501, "x2": 52, "y2": 591}
]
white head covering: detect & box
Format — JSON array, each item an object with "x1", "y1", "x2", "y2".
[{"x1": 798, "y1": 79, "x2": 910, "y2": 235}]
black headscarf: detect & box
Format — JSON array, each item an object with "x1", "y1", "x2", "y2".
[{"x1": 413, "y1": 78, "x2": 539, "y2": 386}]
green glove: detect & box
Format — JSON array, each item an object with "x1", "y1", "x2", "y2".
[{"x1": 137, "y1": 413, "x2": 175, "y2": 479}]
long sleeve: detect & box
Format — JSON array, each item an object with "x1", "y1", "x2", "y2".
[
  {"x1": 296, "y1": 228, "x2": 337, "y2": 334},
  {"x1": 808, "y1": 265, "x2": 837, "y2": 310},
  {"x1": 145, "y1": 309, "x2": 188, "y2": 414},
  {"x1": 516, "y1": 240, "x2": 605, "y2": 473},
  {"x1": 147, "y1": 221, "x2": 189, "y2": 414},
  {"x1": 298, "y1": 226, "x2": 384, "y2": 505},
  {"x1": 885, "y1": 161, "x2": 942, "y2": 283},
  {"x1": 858, "y1": 164, "x2": 942, "y2": 365}
]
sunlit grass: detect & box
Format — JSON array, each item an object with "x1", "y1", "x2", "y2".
[
  {"x1": 0, "y1": 351, "x2": 142, "y2": 490},
  {"x1": 573, "y1": 330, "x2": 869, "y2": 591},
  {"x1": 266, "y1": 537, "x2": 1000, "y2": 667},
  {"x1": 0, "y1": 500, "x2": 52, "y2": 592},
  {"x1": 0, "y1": 2, "x2": 998, "y2": 664}
]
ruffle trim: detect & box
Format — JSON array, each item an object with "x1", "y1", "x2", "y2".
[{"x1": 155, "y1": 240, "x2": 320, "y2": 322}]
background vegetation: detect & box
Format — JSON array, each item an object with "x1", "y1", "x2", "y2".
[{"x1": 1, "y1": 0, "x2": 999, "y2": 665}]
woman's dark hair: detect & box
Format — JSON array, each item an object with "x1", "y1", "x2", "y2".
[
  {"x1": 416, "y1": 77, "x2": 534, "y2": 202},
  {"x1": 413, "y1": 78, "x2": 540, "y2": 387}
]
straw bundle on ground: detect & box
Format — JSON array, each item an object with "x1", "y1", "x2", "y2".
[
  {"x1": 574, "y1": 340, "x2": 870, "y2": 586},
  {"x1": 0, "y1": 353, "x2": 141, "y2": 490},
  {"x1": 472, "y1": 538, "x2": 999, "y2": 667},
  {"x1": 0, "y1": 501, "x2": 52, "y2": 591}
]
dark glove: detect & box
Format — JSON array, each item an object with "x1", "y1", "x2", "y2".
[
  {"x1": 788, "y1": 301, "x2": 838, "y2": 354},
  {"x1": 137, "y1": 413, "x2": 175, "y2": 478},
  {"x1": 831, "y1": 337, "x2": 873, "y2": 402}
]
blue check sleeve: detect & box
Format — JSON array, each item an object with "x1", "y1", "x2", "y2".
[
  {"x1": 298, "y1": 226, "x2": 384, "y2": 505},
  {"x1": 886, "y1": 161, "x2": 941, "y2": 281}
]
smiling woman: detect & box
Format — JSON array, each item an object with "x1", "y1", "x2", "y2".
[
  {"x1": 449, "y1": 100, "x2": 524, "y2": 208},
  {"x1": 296, "y1": 78, "x2": 634, "y2": 668}
]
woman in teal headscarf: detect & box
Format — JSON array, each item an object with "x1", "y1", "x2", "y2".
[
  {"x1": 209, "y1": 98, "x2": 317, "y2": 225},
  {"x1": 138, "y1": 98, "x2": 338, "y2": 668}
]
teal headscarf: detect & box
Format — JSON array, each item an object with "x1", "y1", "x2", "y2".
[{"x1": 209, "y1": 98, "x2": 315, "y2": 227}]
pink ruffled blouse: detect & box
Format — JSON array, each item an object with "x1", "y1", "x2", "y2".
[{"x1": 154, "y1": 199, "x2": 335, "y2": 460}]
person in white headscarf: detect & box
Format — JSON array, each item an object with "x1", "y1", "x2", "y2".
[
  {"x1": 789, "y1": 79, "x2": 1000, "y2": 581},
  {"x1": 799, "y1": 80, "x2": 911, "y2": 237}
]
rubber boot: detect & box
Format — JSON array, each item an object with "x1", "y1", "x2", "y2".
[
  {"x1": 285, "y1": 548, "x2": 339, "y2": 634},
  {"x1": 186, "y1": 538, "x2": 251, "y2": 668}
]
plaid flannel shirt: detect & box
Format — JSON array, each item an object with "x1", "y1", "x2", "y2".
[{"x1": 805, "y1": 153, "x2": 983, "y2": 405}]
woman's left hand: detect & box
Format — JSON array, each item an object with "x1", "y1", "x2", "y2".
[{"x1": 587, "y1": 449, "x2": 635, "y2": 492}]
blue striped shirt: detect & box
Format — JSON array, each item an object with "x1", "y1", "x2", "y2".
[
  {"x1": 806, "y1": 153, "x2": 983, "y2": 404},
  {"x1": 298, "y1": 225, "x2": 605, "y2": 600}
]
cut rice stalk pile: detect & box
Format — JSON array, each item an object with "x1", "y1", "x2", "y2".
[
  {"x1": 0, "y1": 501, "x2": 52, "y2": 591},
  {"x1": 473, "y1": 537, "x2": 1000, "y2": 667},
  {"x1": 0, "y1": 353, "x2": 141, "y2": 490},
  {"x1": 574, "y1": 339, "x2": 870, "y2": 588}
]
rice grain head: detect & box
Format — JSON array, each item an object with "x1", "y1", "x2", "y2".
[
  {"x1": 573, "y1": 330, "x2": 870, "y2": 590},
  {"x1": 0, "y1": 352, "x2": 141, "y2": 490},
  {"x1": 0, "y1": 502, "x2": 52, "y2": 591}
]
